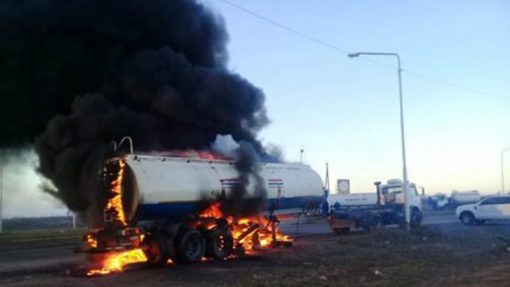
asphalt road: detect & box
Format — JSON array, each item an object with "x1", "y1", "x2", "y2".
[
  {"x1": 0, "y1": 210, "x2": 463, "y2": 275},
  {"x1": 2, "y1": 210, "x2": 510, "y2": 287},
  {"x1": 0, "y1": 235, "x2": 81, "y2": 274},
  {"x1": 281, "y1": 209, "x2": 460, "y2": 236}
]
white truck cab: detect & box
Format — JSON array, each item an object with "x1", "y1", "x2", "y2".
[
  {"x1": 327, "y1": 179, "x2": 423, "y2": 233},
  {"x1": 380, "y1": 179, "x2": 422, "y2": 208},
  {"x1": 456, "y1": 195, "x2": 510, "y2": 225},
  {"x1": 379, "y1": 179, "x2": 423, "y2": 226}
]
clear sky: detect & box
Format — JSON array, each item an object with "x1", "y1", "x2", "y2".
[
  {"x1": 205, "y1": 0, "x2": 510, "y2": 194},
  {"x1": 2, "y1": 0, "x2": 510, "y2": 217}
]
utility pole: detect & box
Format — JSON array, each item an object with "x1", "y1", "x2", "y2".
[
  {"x1": 501, "y1": 146, "x2": 510, "y2": 194},
  {"x1": 300, "y1": 149, "x2": 304, "y2": 164},
  {"x1": 348, "y1": 52, "x2": 410, "y2": 227}
]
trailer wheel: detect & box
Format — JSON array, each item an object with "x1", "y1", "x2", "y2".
[
  {"x1": 174, "y1": 229, "x2": 205, "y2": 264},
  {"x1": 205, "y1": 228, "x2": 234, "y2": 260},
  {"x1": 143, "y1": 231, "x2": 171, "y2": 267},
  {"x1": 364, "y1": 215, "x2": 384, "y2": 232}
]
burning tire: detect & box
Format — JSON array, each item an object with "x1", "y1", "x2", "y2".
[
  {"x1": 174, "y1": 229, "x2": 205, "y2": 264},
  {"x1": 205, "y1": 228, "x2": 234, "y2": 260},
  {"x1": 143, "y1": 231, "x2": 171, "y2": 267}
]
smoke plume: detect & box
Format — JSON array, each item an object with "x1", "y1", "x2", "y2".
[
  {"x1": 211, "y1": 135, "x2": 267, "y2": 215},
  {"x1": 0, "y1": 0, "x2": 272, "y2": 220}
]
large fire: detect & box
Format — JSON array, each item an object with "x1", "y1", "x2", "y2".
[
  {"x1": 104, "y1": 160, "x2": 126, "y2": 225},
  {"x1": 86, "y1": 160, "x2": 148, "y2": 276},
  {"x1": 198, "y1": 202, "x2": 292, "y2": 253},
  {"x1": 86, "y1": 248, "x2": 147, "y2": 276}
]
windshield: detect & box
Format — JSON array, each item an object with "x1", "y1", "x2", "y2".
[{"x1": 383, "y1": 186, "x2": 418, "y2": 195}]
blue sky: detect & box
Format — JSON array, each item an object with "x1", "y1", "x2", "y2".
[
  {"x1": 2, "y1": 0, "x2": 510, "y2": 217},
  {"x1": 204, "y1": 0, "x2": 510, "y2": 194}
]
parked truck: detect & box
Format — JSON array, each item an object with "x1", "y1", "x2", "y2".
[{"x1": 327, "y1": 179, "x2": 423, "y2": 234}]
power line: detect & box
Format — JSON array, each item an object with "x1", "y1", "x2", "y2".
[
  {"x1": 217, "y1": 0, "x2": 507, "y2": 101},
  {"x1": 218, "y1": 0, "x2": 394, "y2": 70},
  {"x1": 404, "y1": 69, "x2": 507, "y2": 101},
  {"x1": 219, "y1": 0, "x2": 349, "y2": 54}
]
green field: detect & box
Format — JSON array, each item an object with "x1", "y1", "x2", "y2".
[{"x1": 0, "y1": 228, "x2": 85, "y2": 243}]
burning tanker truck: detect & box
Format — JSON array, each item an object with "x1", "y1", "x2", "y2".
[{"x1": 79, "y1": 138, "x2": 325, "y2": 275}]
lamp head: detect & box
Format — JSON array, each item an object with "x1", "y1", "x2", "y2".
[{"x1": 348, "y1": 53, "x2": 360, "y2": 58}]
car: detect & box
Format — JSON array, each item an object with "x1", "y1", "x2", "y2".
[{"x1": 456, "y1": 195, "x2": 510, "y2": 225}]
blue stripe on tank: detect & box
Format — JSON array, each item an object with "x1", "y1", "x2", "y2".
[{"x1": 137, "y1": 195, "x2": 324, "y2": 222}]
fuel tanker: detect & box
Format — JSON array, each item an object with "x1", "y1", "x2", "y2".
[
  {"x1": 82, "y1": 150, "x2": 325, "y2": 274},
  {"x1": 117, "y1": 154, "x2": 325, "y2": 223}
]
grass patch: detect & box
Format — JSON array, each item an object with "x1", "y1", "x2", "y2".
[{"x1": 0, "y1": 228, "x2": 85, "y2": 243}]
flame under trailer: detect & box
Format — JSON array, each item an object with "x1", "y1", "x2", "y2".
[
  {"x1": 80, "y1": 143, "x2": 325, "y2": 269},
  {"x1": 327, "y1": 179, "x2": 423, "y2": 234}
]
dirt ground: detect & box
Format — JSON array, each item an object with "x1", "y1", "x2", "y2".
[{"x1": 1, "y1": 220, "x2": 510, "y2": 287}]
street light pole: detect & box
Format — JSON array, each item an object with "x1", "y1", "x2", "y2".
[
  {"x1": 348, "y1": 52, "x2": 410, "y2": 227},
  {"x1": 501, "y1": 146, "x2": 510, "y2": 194}
]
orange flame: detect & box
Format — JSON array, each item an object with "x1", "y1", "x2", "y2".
[
  {"x1": 199, "y1": 202, "x2": 224, "y2": 218},
  {"x1": 86, "y1": 234, "x2": 98, "y2": 249},
  {"x1": 106, "y1": 160, "x2": 126, "y2": 224},
  {"x1": 198, "y1": 202, "x2": 293, "y2": 253},
  {"x1": 87, "y1": 248, "x2": 148, "y2": 276},
  {"x1": 86, "y1": 160, "x2": 148, "y2": 276}
]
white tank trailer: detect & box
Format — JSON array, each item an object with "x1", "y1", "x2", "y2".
[
  {"x1": 119, "y1": 154, "x2": 325, "y2": 223},
  {"x1": 450, "y1": 190, "x2": 481, "y2": 207},
  {"x1": 327, "y1": 193, "x2": 378, "y2": 207},
  {"x1": 82, "y1": 152, "x2": 325, "y2": 267}
]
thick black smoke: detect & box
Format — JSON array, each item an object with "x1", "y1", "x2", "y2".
[
  {"x1": 221, "y1": 142, "x2": 267, "y2": 216},
  {"x1": 0, "y1": 0, "x2": 271, "y2": 220}
]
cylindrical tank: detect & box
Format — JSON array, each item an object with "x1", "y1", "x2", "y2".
[
  {"x1": 450, "y1": 190, "x2": 481, "y2": 205},
  {"x1": 112, "y1": 154, "x2": 324, "y2": 223},
  {"x1": 328, "y1": 193, "x2": 378, "y2": 207}
]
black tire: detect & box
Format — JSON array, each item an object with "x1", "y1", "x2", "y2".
[
  {"x1": 460, "y1": 212, "x2": 475, "y2": 225},
  {"x1": 410, "y1": 209, "x2": 423, "y2": 229},
  {"x1": 205, "y1": 228, "x2": 234, "y2": 260},
  {"x1": 174, "y1": 229, "x2": 206, "y2": 264},
  {"x1": 143, "y1": 231, "x2": 171, "y2": 267},
  {"x1": 363, "y1": 215, "x2": 384, "y2": 232}
]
